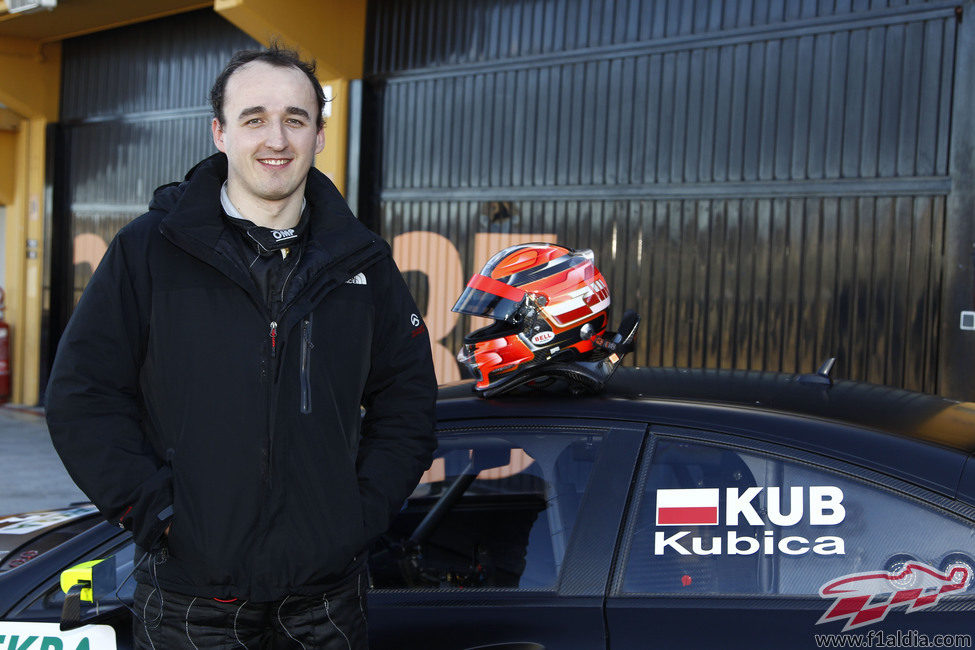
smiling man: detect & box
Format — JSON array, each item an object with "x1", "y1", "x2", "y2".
[
  {"x1": 213, "y1": 55, "x2": 323, "y2": 228},
  {"x1": 45, "y1": 45, "x2": 437, "y2": 649}
]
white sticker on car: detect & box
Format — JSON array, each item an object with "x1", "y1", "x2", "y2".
[
  {"x1": 0, "y1": 506, "x2": 99, "y2": 535},
  {"x1": 0, "y1": 621, "x2": 116, "y2": 649},
  {"x1": 654, "y1": 486, "x2": 846, "y2": 556}
]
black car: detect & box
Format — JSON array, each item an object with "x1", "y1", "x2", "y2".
[{"x1": 1, "y1": 366, "x2": 974, "y2": 649}]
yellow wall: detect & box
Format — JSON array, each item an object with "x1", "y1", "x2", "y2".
[
  {"x1": 0, "y1": 130, "x2": 15, "y2": 205},
  {"x1": 0, "y1": 39, "x2": 59, "y2": 404}
]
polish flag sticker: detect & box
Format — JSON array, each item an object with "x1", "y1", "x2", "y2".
[{"x1": 656, "y1": 488, "x2": 720, "y2": 526}]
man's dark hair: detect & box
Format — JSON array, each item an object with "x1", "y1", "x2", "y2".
[{"x1": 210, "y1": 43, "x2": 326, "y2": 129}]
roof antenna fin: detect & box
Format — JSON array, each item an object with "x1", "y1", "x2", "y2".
[
  {"x1": 816, "y1": 357, "x2": 836, "y2": 380},
  {"x1": 798, "y1": 356, "x2": 836, "y2": 387}
]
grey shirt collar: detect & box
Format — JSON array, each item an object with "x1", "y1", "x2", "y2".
[{"x1": 220, "y1": 181, "x2": 306, "y2": 225}]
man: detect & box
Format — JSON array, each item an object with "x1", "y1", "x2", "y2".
[{"x1": 46, "y1": 45, "x2": 437, "y2": 648}]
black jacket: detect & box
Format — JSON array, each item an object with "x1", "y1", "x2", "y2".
[{"x1": 46, "y1": 154, "x2": 438, "y2": 601}]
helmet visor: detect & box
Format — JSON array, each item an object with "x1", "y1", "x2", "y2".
[{"x1": 451, "y1": 274, "x2": 526, "y2": 323}]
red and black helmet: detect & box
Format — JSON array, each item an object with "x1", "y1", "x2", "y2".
[{"x1": 452, "y1": 243, "x2": 611, "y2": 394}]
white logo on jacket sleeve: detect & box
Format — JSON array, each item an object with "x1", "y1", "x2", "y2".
[
  {"x1": 346, "y1": 272, "x2": 367, "y2": 285},
  {"x1": 410, "y1": 313, "x2": 421, "y2": 327}
]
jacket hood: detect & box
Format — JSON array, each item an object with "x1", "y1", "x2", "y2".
[{"x1": 145, "y1": 152, "x2": 219, "y2": 211}]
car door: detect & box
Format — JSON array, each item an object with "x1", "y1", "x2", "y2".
[
  {"x1": 606, "y1": 425, "x2": 975, "y2": 649},
  {"x1": 367, "y1": 418, "x2": 646, "y2": 650}
]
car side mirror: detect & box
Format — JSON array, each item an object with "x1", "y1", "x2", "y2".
[{"x1": 59, "y1": 556, "x2": 116, "y2": 631}]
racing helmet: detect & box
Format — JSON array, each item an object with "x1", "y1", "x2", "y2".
[{"x1": 452, "y1": 243, "x2": 611, "y2": 394}]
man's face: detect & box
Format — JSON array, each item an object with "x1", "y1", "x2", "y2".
[{"x1": 211, "y1": 61, "x2": 324, "y2": 208}]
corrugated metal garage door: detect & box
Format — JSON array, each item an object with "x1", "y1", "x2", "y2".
[{"x1": 362, "y1": 0, "x2": 970, "y2": 396}]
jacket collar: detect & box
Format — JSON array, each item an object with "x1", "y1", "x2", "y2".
[
  {"x1": 155, "y1": 154, "x2": 389, "y2": 324},
  {"x1": 156, "y1": 153, "x2": 384, "y2": 273}
]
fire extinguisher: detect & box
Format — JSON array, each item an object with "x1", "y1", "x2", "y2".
[{"x1": 0, "y1": 288, "x2": 10, "y2": 403}]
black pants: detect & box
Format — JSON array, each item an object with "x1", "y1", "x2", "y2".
[{"x1": 132, "y1": 572, "x2": 369, "y2": 649}]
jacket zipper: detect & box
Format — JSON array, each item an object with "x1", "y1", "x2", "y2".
[
  {"x1": 300, "y1": 314, "x2": 314, "y2": 414},
  {"x1": 263, "y1": 321, "x2": 276, "y2": 495},
  {"x1": 265, "y1": 242, "x2": 304, "y2": 486}
]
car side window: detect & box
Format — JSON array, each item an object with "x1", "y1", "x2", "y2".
[
  {"x1": 368, "y1": 429, "x2": 603, "y2": 591},
  {"x1": 619, "y1": 438, "x2": 975, "y2": 596}
]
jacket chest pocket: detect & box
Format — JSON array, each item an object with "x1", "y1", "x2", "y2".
[
  {"x1": 298, "y1": 296, "x2": 375, "y2": 416},
  {"x1": 299, "y1": 314, "x2": 314, "y2": 414}
]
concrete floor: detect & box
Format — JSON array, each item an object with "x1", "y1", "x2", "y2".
[{"x1": 0, "y1": 406, "x2": 88, "y2": 516}]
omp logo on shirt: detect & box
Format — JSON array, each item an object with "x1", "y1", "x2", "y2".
[{"x1": 271, "y1": 228, "x2": 296, "y2": 241}]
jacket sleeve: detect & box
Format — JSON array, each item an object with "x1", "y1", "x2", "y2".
[
  {"x1": 357, "y1": 256, "x2": 438, "y2": 543},
  {"x1": 45, "y1": 225, "x2": 172, "y2": 549}
]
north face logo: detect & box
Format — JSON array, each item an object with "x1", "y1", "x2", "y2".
[{"x1": 346, "y1": 273, "x2": 367, "y2": 285}]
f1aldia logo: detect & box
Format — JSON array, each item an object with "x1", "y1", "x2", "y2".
[
  {"x1": 654, "y1": 487, "x2": 846, "y2": 556},
  {"x1": 818, "y1": 562, "x2": 970, "y2": 631}
]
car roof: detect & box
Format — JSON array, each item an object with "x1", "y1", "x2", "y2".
[{"x1": 436, "y1": 366, "x2": 975, "y2": 501}]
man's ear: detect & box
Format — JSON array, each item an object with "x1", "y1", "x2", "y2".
[
  {"x1": 212, "y1": 118, "x2": 227, "y2": 152},
  {"x1": 315, "y1": 126, "x2": 325, "y2": 155}
]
